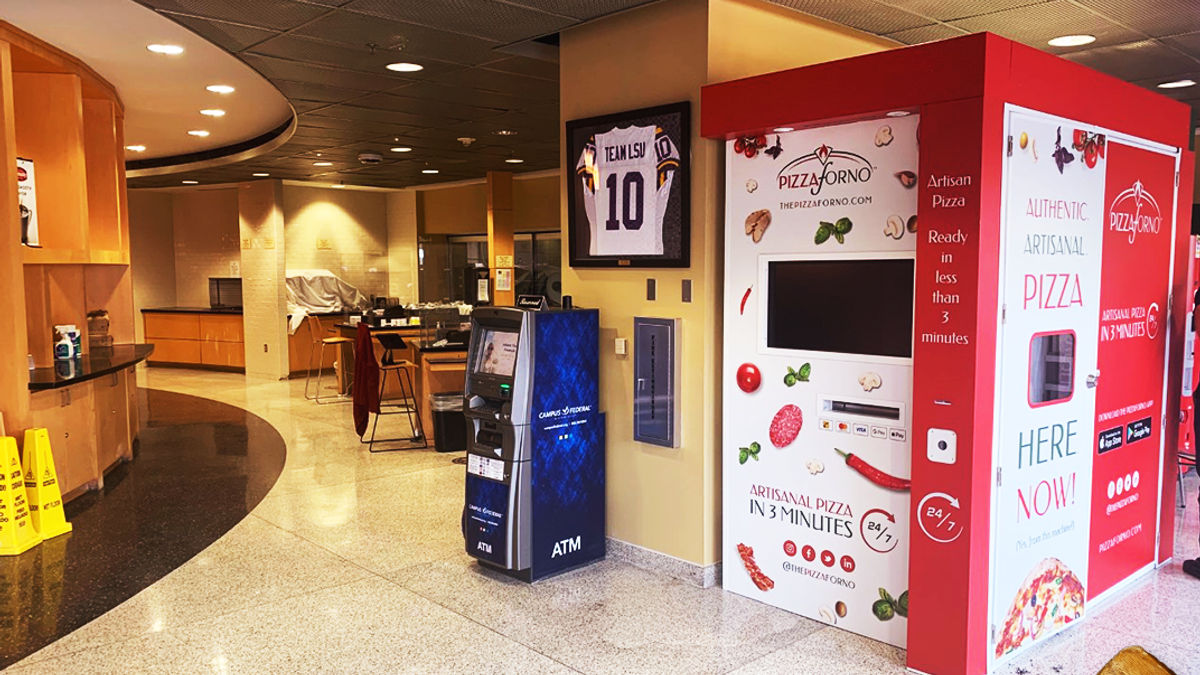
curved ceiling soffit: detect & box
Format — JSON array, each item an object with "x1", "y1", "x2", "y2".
[{"x1": 1, "y1": 0, "x2": 295, "y2": 177}]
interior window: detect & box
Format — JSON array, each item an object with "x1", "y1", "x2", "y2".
[{"x1": 1028, "y1": 332, "x2": 1075, "y2": 405}]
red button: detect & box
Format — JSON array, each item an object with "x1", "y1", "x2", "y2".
[
  {"x1": 783, "y1": 540, "x2": 797, "y2": 557},
  {"x1": 802, "y1": 545, "x2": 816, "y2": 562},
  {"x1": 840, "y1": 555, "x2": 856, "y2": 573},
  {"x1": 820, "y1": 549, "x2": 835, "y2": 567}
]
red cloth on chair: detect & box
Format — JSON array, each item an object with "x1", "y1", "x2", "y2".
[{"x1": 352, "y1": 323, "x2": 379, "y2": 436}]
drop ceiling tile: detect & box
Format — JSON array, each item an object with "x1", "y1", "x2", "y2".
[
  {"x1": 144, "y1": 0, "x2": 331, "y2": 31},
  {"x1": 768, "y1": 0, "x2": 934, "y2": 34},
  {"x1": 506, "y1": 0, "x2": 658, "y2": 20},
  {"x1": 384, "y1": 81, "x2": 544, "y2": 112},
  {"x1": 304, "y1": 104, "x2": 445, "y2": 128},
  {"x1": 298, "y1": 112, "x2": 409, "y2": 136},
  {"x1": 883, "y1": 23, "x2": 966, "y2": 45},
  {"x1": 272, "y1": 79, "x2": 373, "y2": 103},
  {"x1": 166, "y1": 15, "x2": 280, "y2": 52},
  {"x1": 343, "y1": 0, "x2": 573, "y2": 43},
  {"x1": 440, "y1": 68, "x2": 559, "y2": 100},
  {"x1": 1074, "y1": 0, "x2": 1200, "y2": 38},
  {"x1": 884, "y1": 0, "x2": 1050, "y2": 22},
  {"x1": 290, "y1": 10, "x2": 502, "y2": 65},
  {"x1": 478, "y1": 56, "x2": 558, "y2": 81},
  {"x1": 351, "y1": 92, "x2": 509, "y2": 120},
  {"x1": 240, "y1": 53, "x2": 397, "y2": 91},
  {"x1": 1161, "y1": 31, "x2": 1200, "y2": 58},
  {"x1": 291, "y1": 100, "x2": 333, "y2": 114},
  {"x1": 1061, "y1": 40, "x2": 1198, "y2": 82},
  {"x1": 950, "y1": 1, "x2": 1146, "y2": 51},
  {"x1": 248, "y1": 34, "x2": 463, "y2": 78}
]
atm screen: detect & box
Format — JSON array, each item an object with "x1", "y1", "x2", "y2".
[
  {"x1": 766, "y1": 259, "x2": 914, "y2": 358},
  {"x1": 475, "y1": 329, "x2": 520, "y2": 377}
]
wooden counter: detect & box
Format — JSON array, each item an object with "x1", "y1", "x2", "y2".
[
  {"x1": 141, "y1": 309, "x2": 351, "y2": 374},
  {"x1": 26, "y1": 344, "x2": 151, "y2": 500}
]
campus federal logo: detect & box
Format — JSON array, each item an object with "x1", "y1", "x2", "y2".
[{"x1": 777, "y1": 144, "x2": 875, "y2": 196}]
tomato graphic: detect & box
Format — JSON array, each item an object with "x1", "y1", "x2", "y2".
[{"x1": 736, "y1": 363, "x2": 761, "y2": 393}]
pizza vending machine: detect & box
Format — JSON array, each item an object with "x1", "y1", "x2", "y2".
[{"x1": 701, "y1": 33, "x2": 1194, "y2": 675}]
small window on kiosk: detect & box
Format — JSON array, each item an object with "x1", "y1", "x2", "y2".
[{"x1": 1028, "y1": 331, "x2": 1074, "y2": 406}]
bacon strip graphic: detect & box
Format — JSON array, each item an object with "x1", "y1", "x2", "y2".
[{"x1": 737, "y1": 543, "x2": 774, "y2": 591}]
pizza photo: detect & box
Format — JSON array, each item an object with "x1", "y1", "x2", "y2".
[{"x1": 994, "y1": 557, "x2": 1085, "y2": 658}]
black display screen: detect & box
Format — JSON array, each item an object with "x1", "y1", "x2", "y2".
[{"x1": 766, "y1": 259, "x2": 915, "y2": 358}]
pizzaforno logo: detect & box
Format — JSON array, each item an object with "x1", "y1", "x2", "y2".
[
  {"x1": 1108, "y1": 180, "x2": 1162, "y2": 245},
  {"x1": 777, "y1": 144, "x2": 874, "y2": 196}
]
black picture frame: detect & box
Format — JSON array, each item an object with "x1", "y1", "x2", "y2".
[{"x1": 565, "y1": 101, "x2": 690, "y2": 268}]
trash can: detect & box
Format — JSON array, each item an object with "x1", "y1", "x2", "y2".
[{"x1": 431, "y1": 392, "x2": 467, "y2": 453}]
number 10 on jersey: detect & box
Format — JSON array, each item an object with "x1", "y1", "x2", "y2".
[{"x1": 605, "y1": 171, "x2": 645, "y2": 230}]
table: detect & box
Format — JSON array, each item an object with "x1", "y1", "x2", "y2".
[{"x1": 332, "y1": 324, "x2": 468, "y2": 444}]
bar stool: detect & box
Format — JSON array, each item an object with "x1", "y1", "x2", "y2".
[
  {"x1": 303, "y1": 314, "x2": 353, "y2": 403},
  {"x1": 1179, "y1": 448, "x2": 1197, "y2": 508},
  {"x1": 361, "y1": 332, "x2": 427, "y2": 452}
]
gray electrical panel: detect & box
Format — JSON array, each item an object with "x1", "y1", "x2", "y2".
[{"x1": 633, "y1": 317, "x2": 680, "y2": 447}]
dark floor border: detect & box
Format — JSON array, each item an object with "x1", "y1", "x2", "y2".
[{"x1": 0, "y1": 388, "x2": 287, "y2": 668}]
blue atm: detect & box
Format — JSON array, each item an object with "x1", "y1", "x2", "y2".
[{"x1": 462, "y1": 306, "x2": 605, "y2": 582}]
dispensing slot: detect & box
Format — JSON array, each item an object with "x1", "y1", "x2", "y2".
[{"x1": 822, "y1": 398, "x2": 902, "y2": 420}]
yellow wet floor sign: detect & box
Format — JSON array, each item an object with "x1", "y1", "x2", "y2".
[
  {"x1": 0, "y1": 437, "x2": 39, "y2": 555},
  {"x1": 22, "y1": 429, "x2": 71, "y2": 540}
]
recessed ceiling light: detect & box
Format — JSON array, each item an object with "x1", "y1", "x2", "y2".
[
  {"x1": 1047, "y1": 34, "x2": 1095, "y2": 47},
  {"x1": 187, "y1": 130, "x2": 210, "y2": 137},
  {"x1": 421, "y1": 169, "x2": 439, "y2": 174},
  {"x1": 493, "y1": 129, "x2": 518, "y2": 136},
  {"x1": 313, "y1": 161, "x2": 333, "y2": 167},
  {"x1": 773, "y1": 127, "x2": 795, "y2": 133},
  {"x1": 181, "y1": 180, "x2": 198, "y2": 185},
  {"x1": 331, "y1": 183, "x2": 347, "y2": 189},
  {"x1": 390, "y1": 146, "x2": 412, "y2": 153},
  {"x1": 252, "y1": 172, "x2": 270, "y2": 177},
  {"x1": 206, "y1": 84, "x2": 235, "y2": 94},
  {"x1": 147, "y1": 44, "x2": 184, "y2": 55},
  {"x1": 125, "y1": 145, "x2": 146, "y2": 152},
  {"x1": 1158, "y1": 79, "x2": 1196, "y2": 89},
  {"x1": 200, "y1": 109, "x2": 226, "y2": 117},
  {"x1": 386, "y1": 62, "x2": 424, "y2": 72},
  {"x1": 885, "y1": 110, "x2": 911, "y2": 118},
  {"x1": 505, "y1": 158, "x2": 524, "y2": 164}
]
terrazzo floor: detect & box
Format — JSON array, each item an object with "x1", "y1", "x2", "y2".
[{"x1": 8, "y1": 368, "x2": 1199, "y2": 674}]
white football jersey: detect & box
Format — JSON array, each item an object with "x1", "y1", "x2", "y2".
[{"x1": 576, "y1": 124, "x2": 680, "y2": 257}]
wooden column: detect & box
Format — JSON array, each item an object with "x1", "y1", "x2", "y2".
[
  {"x1": 0, "y1": 41, "x2": 30, "y2": 430},
  {"x1": 486, "y1": 171, "x2": 515, "y2": 307}
]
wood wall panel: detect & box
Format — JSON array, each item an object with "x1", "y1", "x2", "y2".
[{"x1": 11, "y1": 71, "x2": 87, "y2": 251}]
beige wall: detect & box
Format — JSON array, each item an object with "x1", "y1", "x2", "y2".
[
  {"x1": 560, "y1": 0, "x2": 893, "y2": 567},
  {"x1": 282, "y1": 184, "x2": 389, "y2": 299},
  {"x1": 172, "y1": 188, "x2": 240, "y2": 306},
  {"x1": 239, "y1": 180, "x2": 289, "y2": 379},
  {"x1": 127, "y1": 190, "x2": 176, "y2": 342},
  {"x1": 387, "y1": 190, "x2": 420, "y2": 303}
]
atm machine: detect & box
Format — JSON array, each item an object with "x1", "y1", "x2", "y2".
[{"x1": 462, "y1": 305, "x2": 605, "y2": 581}]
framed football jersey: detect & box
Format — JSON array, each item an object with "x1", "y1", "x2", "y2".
[{"x1": 566, "y1": 102, "x2": 690, "y2": 268}]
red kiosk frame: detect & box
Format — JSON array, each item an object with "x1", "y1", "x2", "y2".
[{"x1": 702, "y1": 33, "x2": 1193, "y2": 675}]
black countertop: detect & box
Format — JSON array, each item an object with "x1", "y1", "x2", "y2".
[
  {"x1": 142, "y1": 307, "x2": 352, "y2": 317},
  {"x1": 29, "y1": 344, "x2": 155, "y2": 391},
  {"x1": 141, "y1": 306, "x2": 241, "y2": 314}
]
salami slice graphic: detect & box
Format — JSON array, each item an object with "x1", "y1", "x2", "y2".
[{"x1": 769, "y1": 404, "x2": 803, "y2": 448}]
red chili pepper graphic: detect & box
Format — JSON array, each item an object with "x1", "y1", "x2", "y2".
[
  {"x1": 740, "y1": 287, "x2": 752, "y2": 315},
  {"x1": 834, "y1": 448, "x2": 911, "y2": 491}
]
